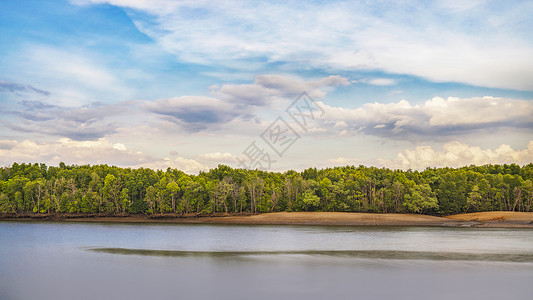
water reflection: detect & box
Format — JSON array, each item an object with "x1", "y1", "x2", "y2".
[{"x1": 90, "y1": 247, "x2": 533, "y2": 263}]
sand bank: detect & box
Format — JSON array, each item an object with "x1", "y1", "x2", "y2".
[{"x1": 4, "y1": 211, "x2": 531, "y2": 227}]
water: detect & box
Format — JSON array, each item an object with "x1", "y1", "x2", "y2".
[{"x1": 1, "y1": 222, "x2": 532, "y2": 300}]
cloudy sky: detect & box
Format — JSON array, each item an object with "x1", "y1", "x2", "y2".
[{"x1": 1, "y1": 0, "x2": 532, "y2": 173}]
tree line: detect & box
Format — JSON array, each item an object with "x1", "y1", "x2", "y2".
[{"x1": 1, "y1": 162, "x2": 532, "y2": 216}]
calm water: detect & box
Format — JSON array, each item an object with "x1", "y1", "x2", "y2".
[{"x1": 1, "y1": 222, "x2": 533, "y2": 300}]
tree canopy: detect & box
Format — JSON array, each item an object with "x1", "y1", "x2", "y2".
[{"x1": 1, "y1": 162, "x2": 532, "y2": 216}]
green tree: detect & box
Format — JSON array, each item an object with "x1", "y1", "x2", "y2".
[
  {"x1": 403, "y1": 184, "x2": 438, "y2": 214},
  {"x1": 0, "y1": 193, "x2": 15, "y2": 213},
  {"x1": 103, "y1": 174, "x2": 121, "y2": 213},
  {"x1": 1, "y1": 162, "x2": 532, "y2": 216},
  {"x1": 120, "y1": 188, "x2": 130, "y2": 213},
  {"x1": 300, "y1": 190, "x2": 320, "y2": 211},
  {"x1": 145, "y1": 186, "x2": 157, "y2": 213},
  {"x1": 466, "y1": 185, "x2": 482, "y2": 212},
  {"x1": 166, "y1": 182, "x2": 180, "y2": 213}
]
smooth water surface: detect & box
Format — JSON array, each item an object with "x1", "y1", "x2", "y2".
[{"x1": 1, "y1": 222, "x2": 532, "y2": 300}]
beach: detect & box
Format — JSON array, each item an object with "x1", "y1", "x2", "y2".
[{"x1": 4, "y1": 211, "x2": 533, "y2": 228}]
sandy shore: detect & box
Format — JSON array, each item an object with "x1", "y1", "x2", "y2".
[
  {"x1": 182, "y1": 212, "x2": 459, "y2": 226},
  {"x1": 445, "y1": 211, "x2": 533, "y2": 227},
  {"x1": 4, "y1": 211, "x2": 532, "y2": 228}
]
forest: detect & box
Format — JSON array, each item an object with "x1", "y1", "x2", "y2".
[{"x1": 1, "y1": 162, "x2": 532, "y2": 216}]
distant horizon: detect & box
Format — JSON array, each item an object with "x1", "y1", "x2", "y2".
[{"x1": 2, "y1": 160, "x2": 531, "y2": 175}]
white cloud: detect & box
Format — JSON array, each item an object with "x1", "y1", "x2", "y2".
[
  {"x1": 144, "y1": 96, "x2": 236, "y2": 126},
  {"x1": 3, "y1": 100, "x2": 133, "y2": 140},
  {"x1": 145, "y1": 74, "x2": 349, "y2": 131},
  {"x1": 423, "y1": 96, "x2": 533, "y2": 126},
  {"x1": 212, "y1": 74, "x2": 349, "y2": 106},
  {"x1": 2, "y1": 73, "x2": 347, "y2": 139},
  {"x1": 319, "y1": 96, "x2": 533, "y2": 139},
  {"x1": 112, "y1": 143, "x2": 127, "y2": 151},
  {"x1": 0, "y1": 138, "x2": 147, "y2": 167},
  {"x1": 379, "y1": 140, "x2": 533, "y2": 170},
  {"x1": 327, "y1": 157, "x2": 362, "y2": 166},
  {"x1": 9, "y1": 45, "x2": 131, "y2": 106},
  {"x1": 388, "y1": 90, "x2": 404, "y2": 96},
  {"x1": 361, "y1": 78, "x2": 397, "y2": 86},
  {"x1": 2, "y1": 137, "x2": 532, "y2": 175},
  {"x1": 198, "y1": 152, "x2": 237, "y2": 163},
  {"x1": 76, "y1": 0, "x2": 533, "y2": 90},
  {"x1": 139, "y1": 157, "x2": 208, "y2": 174},
  {"x1": 0, "y1": 138, "x2": 207, "y2": 174}
]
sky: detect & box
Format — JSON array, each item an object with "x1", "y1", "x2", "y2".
[{"x1": 0, "y1": 0, "x2": 532, "y2": 173}]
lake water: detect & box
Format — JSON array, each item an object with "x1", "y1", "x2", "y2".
[{"x1": 1, "y1": 222, "x2": 532, "y2": 300}]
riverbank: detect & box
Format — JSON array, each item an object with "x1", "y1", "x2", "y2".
[{"x1": 2, "y1": 211, "x2": 533, "y2": 227}]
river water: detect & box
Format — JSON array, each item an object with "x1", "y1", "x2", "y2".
[{"x1": 1, "y1": 222, "x2": 532, "y2": 300}]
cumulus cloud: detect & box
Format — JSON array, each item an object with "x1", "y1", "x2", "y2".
[
  {"x1": 139, "y1": 157, "x2": 208, "y2": 174},
  {"x1": 423, "y1": 96, "x2": 532, "y2": 126},
  {"x1": 379, "y1": 140, "x2": 533, "y2": 170},
  {"x1": 144, "y1": 96, "x2": 238, "y2": 131},
  {"x1": 0, "y1": 138, "x2": 148, "y2": 167},
  {"x1": 0, "y1": 138, "x2": 208, "y2": 174},
  {"x1": 145, "y1": 74, "x2": 348, "y2": 131},
  {"x1": 212, "y1": 74, "x2": 349, "y2": 106},
  {"x1": 319, "y1": 96, "x2": 533, "y2": 139},
  {"x1": 76, "y1": 0, "x2": 533, "y2": 90},
  {"x1": 2, "y1": 74, "x2": 347, "y2": 137}
]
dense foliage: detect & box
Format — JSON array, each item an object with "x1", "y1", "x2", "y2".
[{"x1": 1, "y1": 162, "x2": 532, "y2": 216}]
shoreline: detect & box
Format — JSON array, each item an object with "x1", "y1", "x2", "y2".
[{"x1": 2, "y1": 211, "x2": 533, "y2": 228}]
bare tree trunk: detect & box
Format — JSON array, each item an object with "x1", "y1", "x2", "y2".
[
  {"x1": 512, "y1": 187, "x2": 522, "y2": 212},
  {"x1": 271, "y1": 189, "x2": 279, "y2": 212},
  {"x1": 172, "y1": 195, "x2": 176, "y2": 213}
]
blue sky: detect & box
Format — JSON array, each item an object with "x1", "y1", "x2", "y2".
[{"x1": 1, "y1": 0, "x2": 532, "y2": 173}]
